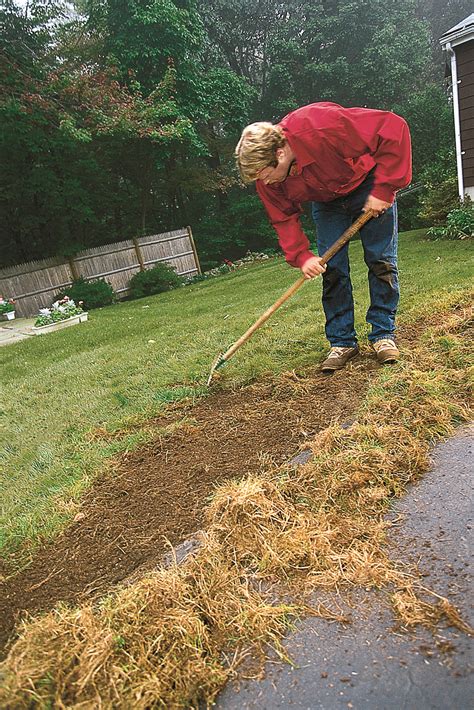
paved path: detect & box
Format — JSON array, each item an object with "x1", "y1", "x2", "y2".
[
  {"x1": 217, "y1": 425, "x2": 473, "y2": 710},
  {"x1": 0, "y1": 318, "x2": 36, "y2": 346}
]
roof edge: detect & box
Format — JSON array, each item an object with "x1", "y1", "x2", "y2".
[{"x1": 440, "y1": 13, "x2": 474, "y2": 46}]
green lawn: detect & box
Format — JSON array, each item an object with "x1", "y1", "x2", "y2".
[{"x1": 1, "y1": 229, "x2": 472, "y2": 560}]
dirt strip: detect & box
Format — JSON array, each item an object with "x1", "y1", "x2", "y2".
[{"x1": 0, "y1": 357, "x2": 377, "y2": 658}]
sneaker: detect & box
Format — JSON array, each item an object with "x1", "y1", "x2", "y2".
[
  {"x1": 321, "y1": 345, "x2": 359, "y2": 372},
  {"x1": 371, "y1": 338, "x2": 400, "y2": 364}
]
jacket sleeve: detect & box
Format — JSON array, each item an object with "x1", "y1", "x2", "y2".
[
  {"x1": 255, "y1": 181, "x2": 315, "y2": 268},
  {"x1": 334, "y1": 107, "x2": 412, "y2": 204}
]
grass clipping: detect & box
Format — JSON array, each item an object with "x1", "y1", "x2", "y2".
[{"x1": 1, "y1": 302, "x2": 473, "y2": 709}]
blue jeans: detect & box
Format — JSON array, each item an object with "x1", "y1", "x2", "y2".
[{"x1": 312, "y1": 173, "x2": 399, "y2": 347}]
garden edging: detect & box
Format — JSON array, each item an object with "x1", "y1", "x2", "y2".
[{"x1": 32, "y1": 312, "x2": 88, "y2": 335}]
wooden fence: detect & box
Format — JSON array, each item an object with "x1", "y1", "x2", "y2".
[{"x1": 0, "y1": 227, "x2": 201, "y2": 317}]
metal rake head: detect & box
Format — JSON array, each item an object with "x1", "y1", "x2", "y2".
[{"x1": 206, "y1": 352, "x2": 227, "y2": 386}]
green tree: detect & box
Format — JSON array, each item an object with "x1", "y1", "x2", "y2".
[
  {"x1": 1, "y1": 1, "x2": 213, "y2": 263},
  {"x1": 1, "y1": 0, "x2": 462, "y2": 269},
  {"x1": 417, "y1": 0, "x2": 474, "y2": 78},
  {"x1": 262, "y1": 0, "x2": 431, "y2": 117},
  {"x1": 0, "y1": 0, "x2": 106, "y2": 263}
]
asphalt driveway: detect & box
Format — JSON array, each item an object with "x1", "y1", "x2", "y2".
[{"x1": 217, "y1": 425, "x2": 473, "y2": 710}]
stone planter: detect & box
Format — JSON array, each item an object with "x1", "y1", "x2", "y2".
[
  {"x1": 32, "y1": 313, "x2": 88, "y2": 335},
  {"x1": 1, "y1": 310, "x2": 15, "y2": 321}
]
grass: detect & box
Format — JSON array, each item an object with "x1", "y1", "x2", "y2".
[
  {"x1": 0, "y1": 229, "x2": 473, "y2": 561},
  {"x1": 0, "y1": 301, "x2": 472, "y2": 709}
]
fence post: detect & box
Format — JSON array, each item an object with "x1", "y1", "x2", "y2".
[
  {"x1": 186, "y1": 225, "x2": 202, "y2": 274},
  {"x1": 68, "y1": 257, "x2": 80, "y2": 282},
  {"x1": 133, "y1": 237, "x2": 145, "y2": 271}
]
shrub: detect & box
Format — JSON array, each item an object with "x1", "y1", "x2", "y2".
[
  {"x1": 57, "y1": 278, "x2": 115, "y2": 310},
  {"x1": 195, "y1": 194, "x2": 277, "y2": 269},
  {"x1": 418, "y1": 172, "x2": 458, "y2": 226},
  {"x1": 128, "y1": 264, "x2": 183, "y2": 299},
  {"x1": 427, "y1": 202, "x2": 474, "y2": 241}
]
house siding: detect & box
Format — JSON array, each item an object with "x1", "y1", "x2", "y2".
[{"x1": 455, "y1": 40, "x2": 474, "y2": 188}]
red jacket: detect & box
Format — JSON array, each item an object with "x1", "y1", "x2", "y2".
[{"x1": 256, "y1": 102, "x2": 412, "y2": 268}]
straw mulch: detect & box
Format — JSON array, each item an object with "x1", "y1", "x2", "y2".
[{"x1": 0, "y1": 301, "x2": 472, "y2": 709}]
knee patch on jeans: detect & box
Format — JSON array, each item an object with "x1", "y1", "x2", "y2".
[
  {"x1": 322, "y1": 267, "x2": 345, "y2": 295},
  {"x1": 370, "y1": 260, "x2": 398, "y2": 289}
]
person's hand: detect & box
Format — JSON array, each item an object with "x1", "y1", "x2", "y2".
[
  {"x1": 301, "y1": 256, "x2": 327, "y2": 280},
  {"x1": 363, "y1": 194, "x2": 391, "y2": 216}
]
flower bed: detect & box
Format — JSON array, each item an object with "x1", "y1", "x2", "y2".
[
  {"x1": 32, "y1": 312, "x2": 88, "y2": 335},
  {"x1": 188, "y1": 251, "x2": 278, "y2": 284},
  {"x1": 32, "y1": 297, "x2": 88, "y2": 335}
]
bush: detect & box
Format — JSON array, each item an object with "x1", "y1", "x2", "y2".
[
  {"x1": 195, "y1": 193, "x2": 277, "y2": 269},
  {"x1": 128, "y1": 264, "x2": 183, "y2": 299},
  {"x1": 57, "y1": 277, "x2": 115, "y2": 310},
  {"x1": 418, "y1": 174, "x2": 459, "y2": 226},
  {"x1": 427, "y1": 201, "x2": 474, "y2": 240}
]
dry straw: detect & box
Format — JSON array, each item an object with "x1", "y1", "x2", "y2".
[{"x1": 1, "y1": 300, "x2": 472, "y2": 709}]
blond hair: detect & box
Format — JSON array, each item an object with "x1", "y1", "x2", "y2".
[{"x1": 235, "y1": 122, "x2": 286, "y2": 183}]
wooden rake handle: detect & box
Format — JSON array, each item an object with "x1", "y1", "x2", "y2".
[{"x1": 220, "y1": 209, "x2": 375, "y2": 364}]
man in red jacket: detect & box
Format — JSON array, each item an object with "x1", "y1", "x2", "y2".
[{"x1": 235, "y1": 102, "x2": 412, "y2": 371}]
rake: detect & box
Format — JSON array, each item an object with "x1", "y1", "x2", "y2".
[{"x1": 207, "y1": 209, "x2": 375, "y2": 386}]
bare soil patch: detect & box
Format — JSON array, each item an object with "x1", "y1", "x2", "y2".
[{"x1": 0, "y1": 357, "x2": 377, "y2": 656}]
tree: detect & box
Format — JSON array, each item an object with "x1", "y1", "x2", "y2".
[
  {"x1": 261, "y1": 0, "x2": 431, "y2": 117},
  {"x1": 0, "y1": 1, "x2": 207, "y2": 263},
  {"x1": 0, "y1": 0, "x2": 102, "y2": 263},
  {"x1": 416, "y1": 0, "x2": 474, "y2": 78},
  {"x1": 1, "y1": 0, "x2": 462, "y2": 268}
]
